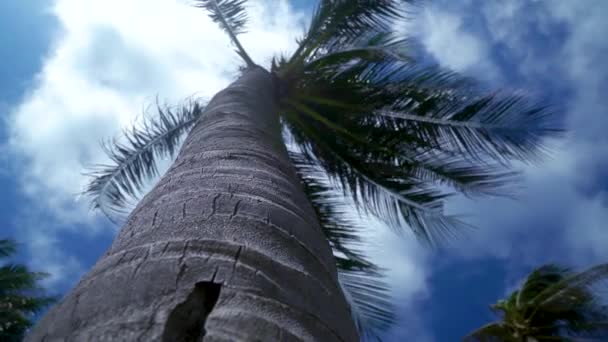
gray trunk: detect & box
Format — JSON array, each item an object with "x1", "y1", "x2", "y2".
[{"x1": 27, "y1": 67, "x2": 359, "y2": 341}]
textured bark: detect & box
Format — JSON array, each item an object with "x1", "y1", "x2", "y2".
[{"x1": 27, "y1": 67, "x2": 359, "y2": 341}]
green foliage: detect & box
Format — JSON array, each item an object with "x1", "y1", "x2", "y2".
[
  {"x1": 0, "y1": 239, "x2": 55, "y2": 341},
  {"x1": 464, "y1": 264, "x2": 608, "y2": 341},
  {"x1": 275, "y1": 25, "x2": 560, "y2": 244},
  {"x1": 286, "y1": 0, "x2": 416, "y2": 69},
  {"x1": 84, "y1": 100, "x2": 204, "y2": 221}
]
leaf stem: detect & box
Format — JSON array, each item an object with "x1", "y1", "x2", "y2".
[{"x1": 211, "y1": 0, "x2": 255, "y2": 68}]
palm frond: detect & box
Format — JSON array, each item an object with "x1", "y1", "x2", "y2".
[
  {"x1": 534, "y1": 264, "x2": 608, "y2": 312},
  {"x1": 0, "y1": 294, "x2": 55, "y2": 341},
  {"x1": 0, "y1": 240, "x2": 55, "y2": 341},
  {"x1": 0, "y1": 312, "x2": 30, "y2": 342},
  {"x1": 0, "y1": 294, "x2": 55, "y2": 313},
  {"x1": 286, "y1": 138, "x2": 395, "y2": 340},
  {"x1": 515, "y1": 264, "x2": 571, "y2": 309},
  {"x1": 300, "y1": 59, "x2": 560, "y2": 162},
  {"x1": 0, "y1": 240, "x2": 16, "y2": 259},
  {"x1": 473, "y1": 263, "x2": 608, "y2": 341},
  {"x1": 194, "y1": 0, "x2": 248, "y2": 34},
  {"x1": 462, "y1": 322, "x2": 512, "y2": 342},
  {"x1": 84, "y1": 100, "x2": 205, "y2": 221},
  {"x1": 0, "y1": 265, "x2": 48, "y2": 294},
  {"x1": 288, "y1": 149, "x2": 374, "y2": 267},
  {"x1": 289, "y1": 0, "x2": 416, "y2": 66},
  {"x1": 193, "y1": 0, "x2": 255, "y2": 66},
  {"x1": 374, "y1": 92, "x2": 560, "y2": 164},
  {"x1": 277, "y1": 38, "x2": 560, "y2": 243},
  {"x1": 305, "y1": 35, "x2": 412, "y2": 72},
  {"x1": 553, "y1": 321, "x2": 608, "y2": 340},
  {"x1": 283, "y1": 103, "x2": 474, "y2": 245},
  {"x1": 339, "y1": 269, "x2": 395, "y2": 341}
]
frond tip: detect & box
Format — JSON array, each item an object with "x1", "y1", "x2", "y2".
[
  {"x1": 0, "y1": 239, "x2": 17, "y2": 258},
  {"x1": 83, "y1": 100, "x2": 205, "y2": 221},
  {"x1": 339, "y1": 270, "x2": 396, "y2": 341},
  {"x1": 193, "y1": 0, "x2": 255, "y2": 67},
  {"x1": 289, "y1": 0, "x2": 416, "y2": 66},
  {"x1": 194, "y1": 0, "x2": 248, "y2": 34}
]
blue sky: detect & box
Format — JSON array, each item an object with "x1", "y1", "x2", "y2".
[{"x1": 1, "y1": 1, "x2": 607, "y2": 341}]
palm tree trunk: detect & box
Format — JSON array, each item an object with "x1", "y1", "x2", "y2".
[{"x1": 27, "y1": 67, "x2": 359, "y2": 342}]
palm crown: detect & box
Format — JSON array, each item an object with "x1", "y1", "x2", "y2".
[
  {"x1": 83, "y1": 0, "x2": 560, "y2": 339},
  {"x1": 464, "y1": 263, "x2": 608, "y2": 341},
  {"x1": 0, "y1": 239, "x2": 55, "y2": 341}
]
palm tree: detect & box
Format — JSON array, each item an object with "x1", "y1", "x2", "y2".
[
  {"x1": 27, "y1": 1, "x2": 560, "y2": 340},
  {"x1": 0, "y1": 239, "x2": 55, "y2": 341},
  {"x1": 464, "y1": 264, "x2": 608, "y2": 342}
]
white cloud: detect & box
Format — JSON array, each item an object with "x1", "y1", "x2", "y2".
[
  {"x1": 22, "y1": 227, "x2": 84, "y2": 287},
  {"x1": 565, "y1": 193, "x2": 608, "y2": 262},
  {"x1": 419, "y1": 0, "x2": 608, "y2": 272},
  {"x1": 8, "y1": 0, "x2": 306, "y2": 220},
  {"x1": 551, "y1": 2, "x2": 608, "y2": 142},
  {"x1": 415, "y1": 6, "x2": 499, "y2": 82},
  {"x1": 391, "y1": 1, "x2": 607, "y2": 338},
  {"x1": 357, "y1": 215, "x2": 433, "y2": 341}
]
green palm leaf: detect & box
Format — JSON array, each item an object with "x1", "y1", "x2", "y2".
[
  {"x1": 534, "y1": 264, "x2": 608, "y2": 309},
  {"x1": 462, "y1": 322, "x2": 513, "y2": 342},
  {"x1": 531, "y1": 264, "x2": 608, "y2": 337},
  {"x1": 511, "y1": 265, "x2": 573, "y2": 309},
  {"x1": 288, "y1": 149, "x2": 374, "y2": 267},
  {"x1": 300, "y1": 59, "x2": 558, "y2": 162},
  {"x1": 283, "y1": 101, "x2": 475, "y2": 244},
  {"x1": 0, "y1": 294, "x2": 55, "y2": 313},
  {"x1": 274, "y1": 24, "x2": 560, "y2": 243},
  {"x1": 305, "y1": 34, "x2": 412, "y2": 71},
  {"x1": 84, "y1": 101, "x2": 205, "y2": 221},
  {"x1": 0, "y1": 239, "x2": 55, "y2": 341},
  {"x1": 0, "y1": 240, "x2": 16, "y2": 259},
  {"x1": 466, "y1": 263, "x2": 608, "y2": 341},
  {"x1": 0, "y1": 265, "x2": 48, "y2": 294},
  {"x1": 289, "y1": 0, "x2": 416, "y2": 67}
]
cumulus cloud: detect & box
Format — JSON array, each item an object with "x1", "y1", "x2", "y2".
[
  {"x1": 394, "y1": 5, "x2": 608, "y2": 337},
  {"x1": 414, "y1": 4, "x2": 500, "y2": 82},
  {"x1": 356, "y1": 214, "x2": 433, "y2": 341},
  {"x1": 417, "y1": 0, "x2": 608, "y2": 269},
  {"x1": 22, "y1": 224, "x2": 84, "y2": 287},
  {"x1": 9, "y1": 0, "x2": 306, "y2": 219}
]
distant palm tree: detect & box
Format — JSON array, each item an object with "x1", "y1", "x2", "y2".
[
  {"x1": 0, "y1": 239, "x2": 55, "y2": 342},
  {"x1": 28, "y1": 1, "x2": 560, "y2": 341},
  {"x1": 464, "y1": 264, "x2": 608, "y2": 342}
]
